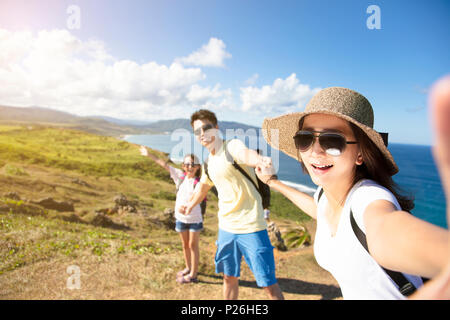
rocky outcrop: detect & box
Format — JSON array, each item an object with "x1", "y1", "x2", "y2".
[
  {"x1": 113, "y1": 194, "x2": 138, "y2": 214},
  {"x1": 267, "y1": 221, "x2": 287, "y2": 251},
  {"x1": 31, "y1": 197, "x2": 75, "y2": 212}
]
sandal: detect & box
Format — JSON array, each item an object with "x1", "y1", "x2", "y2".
[
  {"x1": 176, "y1": 268, "x2": 190, "y2": 277},
  {"x1": 176, "y1": 274, "x2": 198, "y2": 284}
]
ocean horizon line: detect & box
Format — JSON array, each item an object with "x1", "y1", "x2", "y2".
[{"x1": 123, "y1": 133, "x2": 433, "y2": 148}]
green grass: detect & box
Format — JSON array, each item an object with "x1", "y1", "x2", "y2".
[
  {"x1": 0, "y1": 210, "x2": 180, "y2": 275},
  {"x1": 3, "y1": 164, "x2": 29, "y2": 176},
  {"x1": 0, "y1": 123, "x2": 310, "y2": 277},
  {"x1": 0, "y1": 124, "x2": 333, "y2": 300},
  {"x1": 0, "y1": 125, "x2": 170, "y2": 180},
  {"x1": 270, "y1": 190, "x2": 311, "y2": 222}
]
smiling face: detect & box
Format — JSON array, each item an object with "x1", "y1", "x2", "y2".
[
  {"x1": 182, "y1": 155, "x2": 200, "y2": 178},
  {"x1": 192, "y1": 119, "x2": 219, "y2": 150},
  {"x1": 298, "y1": 114, "x2": 363, "y2": 190}
]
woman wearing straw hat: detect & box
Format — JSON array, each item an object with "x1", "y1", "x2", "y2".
[{"x1": 256, "y1": 78, "x2": 450, "y2": 299}]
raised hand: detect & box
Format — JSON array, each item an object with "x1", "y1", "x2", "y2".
[
  {"x1": 139, "y1": 145, "x2": 149, "y2": 157},
  {"x1": 411, "y1": 75, "x2": 450, "y2": 299},
  {"x1": 255, "y1": 156, "x2": 276, "y2": 184}
]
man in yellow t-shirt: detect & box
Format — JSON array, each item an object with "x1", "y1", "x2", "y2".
[{"x1": 180, "y1": 109, "x2": 284, "y2": 300}]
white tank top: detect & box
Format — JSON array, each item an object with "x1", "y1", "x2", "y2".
[{"x1": 313, "y1": 179, "x2": 423, "y2": 300}]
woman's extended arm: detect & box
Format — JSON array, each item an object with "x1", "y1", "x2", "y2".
[
  {"x1": 256, "y1": 167, "x2": 317, "y2": 219},
  {"x1": 364, "y1": 200, "x2": 448, "y2": 279},
  {"x1": 367, "y1": 76, "x2": 450, "y2": 299},
  {"x1": 412, "y1": 76, "x2": 450, "y2": 298}
]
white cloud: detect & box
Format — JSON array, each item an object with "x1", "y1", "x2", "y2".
[
  {"x1": 176, "y1": 37, "x2": 232, "y2": 68},
  {"x1": 244, "y1": 73, "x2": 259, "y2": 86},
  {"x1": 0, "y1": 29, "x2": 236, "y2": 121},
  {"x1": 0, "y1": 29, "x2": 320, "y2": 123},
  {"x1": 187, "y1": 84, "x2": 230, "y2": 104},
  {"x1": 240, "y1": 73, "x2": 321, "y2": 113}
]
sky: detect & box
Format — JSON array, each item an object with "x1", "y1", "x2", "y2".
[{"x1": 0, "y1": 0, "x2": 449, "y2": 145}]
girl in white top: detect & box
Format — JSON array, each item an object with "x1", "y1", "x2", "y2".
[
  {"x1": 256, "y1": 81, "x2": 450, "y2": 299},
  {"x1": 140, "y1": 147, "x2": 204, "y2": 284}
]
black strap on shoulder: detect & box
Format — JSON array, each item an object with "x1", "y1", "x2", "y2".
[
  {"x1": 318, "y1": 187, "x2": 416, "y2": 296},
  {"x1": 318, "y1": 187, "x2": 324, "y2": 202},
  {"x1": 349, "y1": 209, "x2": 416, "y2": 297},
  {"x1": 202, "y1": 158, "x2": 218, "y2": 197},
  {"x1": 222, "y1": 141, "x2": 263, "y2": 198}
]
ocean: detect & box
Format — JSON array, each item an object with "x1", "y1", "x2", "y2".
[{"x1": 124, "y1": 133, "x2": 447, "y2": 229}]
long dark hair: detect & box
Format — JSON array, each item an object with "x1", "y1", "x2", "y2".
[
  {"x1": 349, "y1": 123, "x2": 414, "y2": 211},
  {"x1": 297, "y1": 117, "x2": 414, "y2": 211}
]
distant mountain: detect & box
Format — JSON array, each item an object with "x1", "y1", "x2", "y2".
[
  {"x1": 90, "y1": 115, "x2": 154, "y2": 127},
  {"x1": 0, "y1": 105, "x2": 155, "y2": 136},
  {"x1": 0, "y1": 105, "x2": 260, "y2": 137},
  {"x1": 0, "y1": 105, "x2": 81, "y2": 124},
  {"x1": 94, "y1": 117, "x2": 260, "y2": 133}
]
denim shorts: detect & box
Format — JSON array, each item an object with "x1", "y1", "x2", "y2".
[
  {"x1": 215, "y1": 228, "x2": 277, "y2": 288},
  {"x1": 175, "y1": 220, "x2": 203, "y2": 233}
]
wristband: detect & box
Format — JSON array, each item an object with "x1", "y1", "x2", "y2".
[{"x1": 266, "y1": 174, "x2": 278, "y2": 185}]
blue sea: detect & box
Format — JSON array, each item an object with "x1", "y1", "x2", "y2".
[{"x1": 125, "y1": 133, "x2": 447, "y2": 229}]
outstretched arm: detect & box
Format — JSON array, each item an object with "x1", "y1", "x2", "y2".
[
  {"x1": 364, "y1": 200, "x2": 447, "y2": 279},
  {"x1": 410, "y1": 75, "x2": 450, "y2": 299},
  {"x1": 240, "y1": 148, "x2": 269, "y2": 168},
  {"x1": 139, "y1": 145, "x2": 170, "y2": 173},
  {"x1": 227, "y1": 139, "x2": 272, "y2": 169},
  {"x1": 255, "y1": 167, "x2": 317, "y2": 219}
]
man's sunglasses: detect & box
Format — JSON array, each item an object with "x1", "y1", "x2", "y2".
[
  {"x1": 193, "y1": 123, "x2": 215, "y2": 136},
  {"x1": 293, "y1": 130, "x2": 357, "y2": 156}
]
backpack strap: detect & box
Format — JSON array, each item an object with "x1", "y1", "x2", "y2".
[
  {"x1": 318, "y1": 186, "x2": 416, "y2": 296},
  {"x1": 193, "y1": 176, "x2": 199, "y2": 185},
  {"x1": 203, "y1": 158, "x2": 218, "y2": 197},
  {"x1": 203, "y1": 140, "x2": 263, "y2": 201},
  {"x1": 222, "y1": 141, "x2": 264, "y2": 200},
  {"x1": 349, "y1": 210, "x2": 416, "y2": 296},
  {"x1": 317, "y1": 187, "x2": 324, "y2": 202},
  {"x1": 176, "y1": 172, "x2": 186, "y2": 190}
]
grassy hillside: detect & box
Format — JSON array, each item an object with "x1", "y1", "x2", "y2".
[
  {"x1": 0, "y1": 124, "x2": 167, "y2": 178},
  {"x1": 0, "y1": 124, "x2": 339, "y2": 300}
]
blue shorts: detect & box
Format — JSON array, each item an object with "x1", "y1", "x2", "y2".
[
  {"x1": 175, "y1": 220, "x2": 203, "y2": 233},
  {"x1": 215, "y1": 229, "x2": 277, "y2": 288}
]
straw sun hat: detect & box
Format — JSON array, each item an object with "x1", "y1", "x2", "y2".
[{"x1": 262, "y1": 87, "x2": 399, "y2": 175}]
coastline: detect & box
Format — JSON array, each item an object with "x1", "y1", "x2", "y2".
[
  {"x1": 0, "y1": 124, "x2": 339, "y2": 299},
  {"x1": 124, "y1": 133, "x2": 318, "y2": 196},
  {"x1": 125, "y1": 133, "x2": 448, "y2": 229}
]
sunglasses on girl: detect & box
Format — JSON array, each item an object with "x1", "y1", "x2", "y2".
[
  {"x1": 293, "y1": 130, "x2": 357, "y2": 156},
  {"x1": 183, "y1": 162, "x2": 198, "y2": 167},
  {"x1": 193, "y1": 123, "x2": 215, "y2": 136}
]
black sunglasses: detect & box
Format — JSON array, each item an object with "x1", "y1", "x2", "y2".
[
  {"x1": 183, "y1": 162, "x2": 198, "y2": 167},
  {"x1": 293, "y1": 130, "x2": 357, "y2": 156},
  {"x1": 193, "y1": 123, "x2": 215, "y2": 136}
]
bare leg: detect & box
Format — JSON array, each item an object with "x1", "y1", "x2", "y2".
[
  {"x1": 223, "y1": 275, "x2": 239, "y2": 300},
  {"x1": 179, "y1": 230, "x2": 191, "y2": 271},
  {"x1": 189, "y1": 231, "x2": 200, "y2": 278},
  {"x1": 263, "y1": 282, "x2": 284, "y2": 300}
]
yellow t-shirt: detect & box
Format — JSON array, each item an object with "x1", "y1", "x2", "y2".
[{"x1": 200, "y1": 139, "x2": 267, "y2": 234}]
